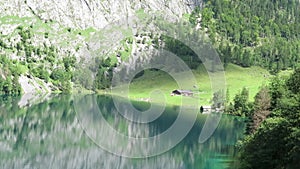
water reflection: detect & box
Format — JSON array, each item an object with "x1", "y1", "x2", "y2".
[{"x1": 0, "y1": 95, "x2": 245, "y2": 169}]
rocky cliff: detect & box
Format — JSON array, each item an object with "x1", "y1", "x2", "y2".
[{"x1": 1, "y1": 0, "x2": 202, "y2": 29}]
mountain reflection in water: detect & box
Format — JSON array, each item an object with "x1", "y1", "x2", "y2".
[{"x1": 0, "y1": 95, "x2": 245, "y2": 169}]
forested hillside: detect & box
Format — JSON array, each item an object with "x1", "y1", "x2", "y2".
[{"x1": 190, "y1": 0, "x2": 300, "y2": 73}]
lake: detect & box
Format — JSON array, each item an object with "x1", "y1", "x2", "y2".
[{"x1": 0, "y1": 94, "x2": 245, "y2": 169}]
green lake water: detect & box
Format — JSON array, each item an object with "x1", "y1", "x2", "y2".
[{"x1": 0, "y1": 94, "x2": 245, "y2": 169}]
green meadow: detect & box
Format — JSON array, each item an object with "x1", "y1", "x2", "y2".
[{"x1": 110, "y1": 64, "x2": 271, "y2": 106}]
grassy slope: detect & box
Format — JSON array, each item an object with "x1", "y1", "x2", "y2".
[{"x1": 119, "y1": 64, "x2": 271, "y2": 106}]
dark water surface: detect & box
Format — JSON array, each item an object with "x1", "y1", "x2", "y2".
[{"x1": 0, "y1": 95, "x2": 245, "y2": 169}]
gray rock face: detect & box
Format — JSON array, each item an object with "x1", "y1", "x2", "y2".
[{"x1": 0, "y1": 0, "x2": 203, "y2": 29}]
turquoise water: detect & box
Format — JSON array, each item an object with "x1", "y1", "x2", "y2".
[{"x1": 0, "y1": 94, "x2": 245, "y2": 169}]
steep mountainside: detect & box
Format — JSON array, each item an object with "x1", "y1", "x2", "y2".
[{"x1": 0, "y1": 0, "x2": 203, "y2": 95}]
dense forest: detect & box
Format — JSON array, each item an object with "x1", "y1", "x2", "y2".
[{"x1": 190, "y1": 0, "x2": 300, "y2": 73}]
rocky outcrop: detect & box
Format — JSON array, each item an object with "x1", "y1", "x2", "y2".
[{"x1": 18, "y1": 75, "x2": 53, "y2": 107}]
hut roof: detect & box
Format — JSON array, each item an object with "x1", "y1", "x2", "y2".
[{"x1": 172, "y1": 90, "x2": 193, "y2": 94}]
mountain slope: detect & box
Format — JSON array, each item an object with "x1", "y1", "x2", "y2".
[{"x1": 0, "y1": 0, "x2": 203, "y2": 95}]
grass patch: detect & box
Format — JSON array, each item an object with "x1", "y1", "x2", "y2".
[{"x1": 136, "y1": 9, "x2": 148, "y2": 20}]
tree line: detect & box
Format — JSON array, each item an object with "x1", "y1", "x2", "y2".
[{"x1": 235, "y1": 68, "x2": 300, "y2": 169}]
